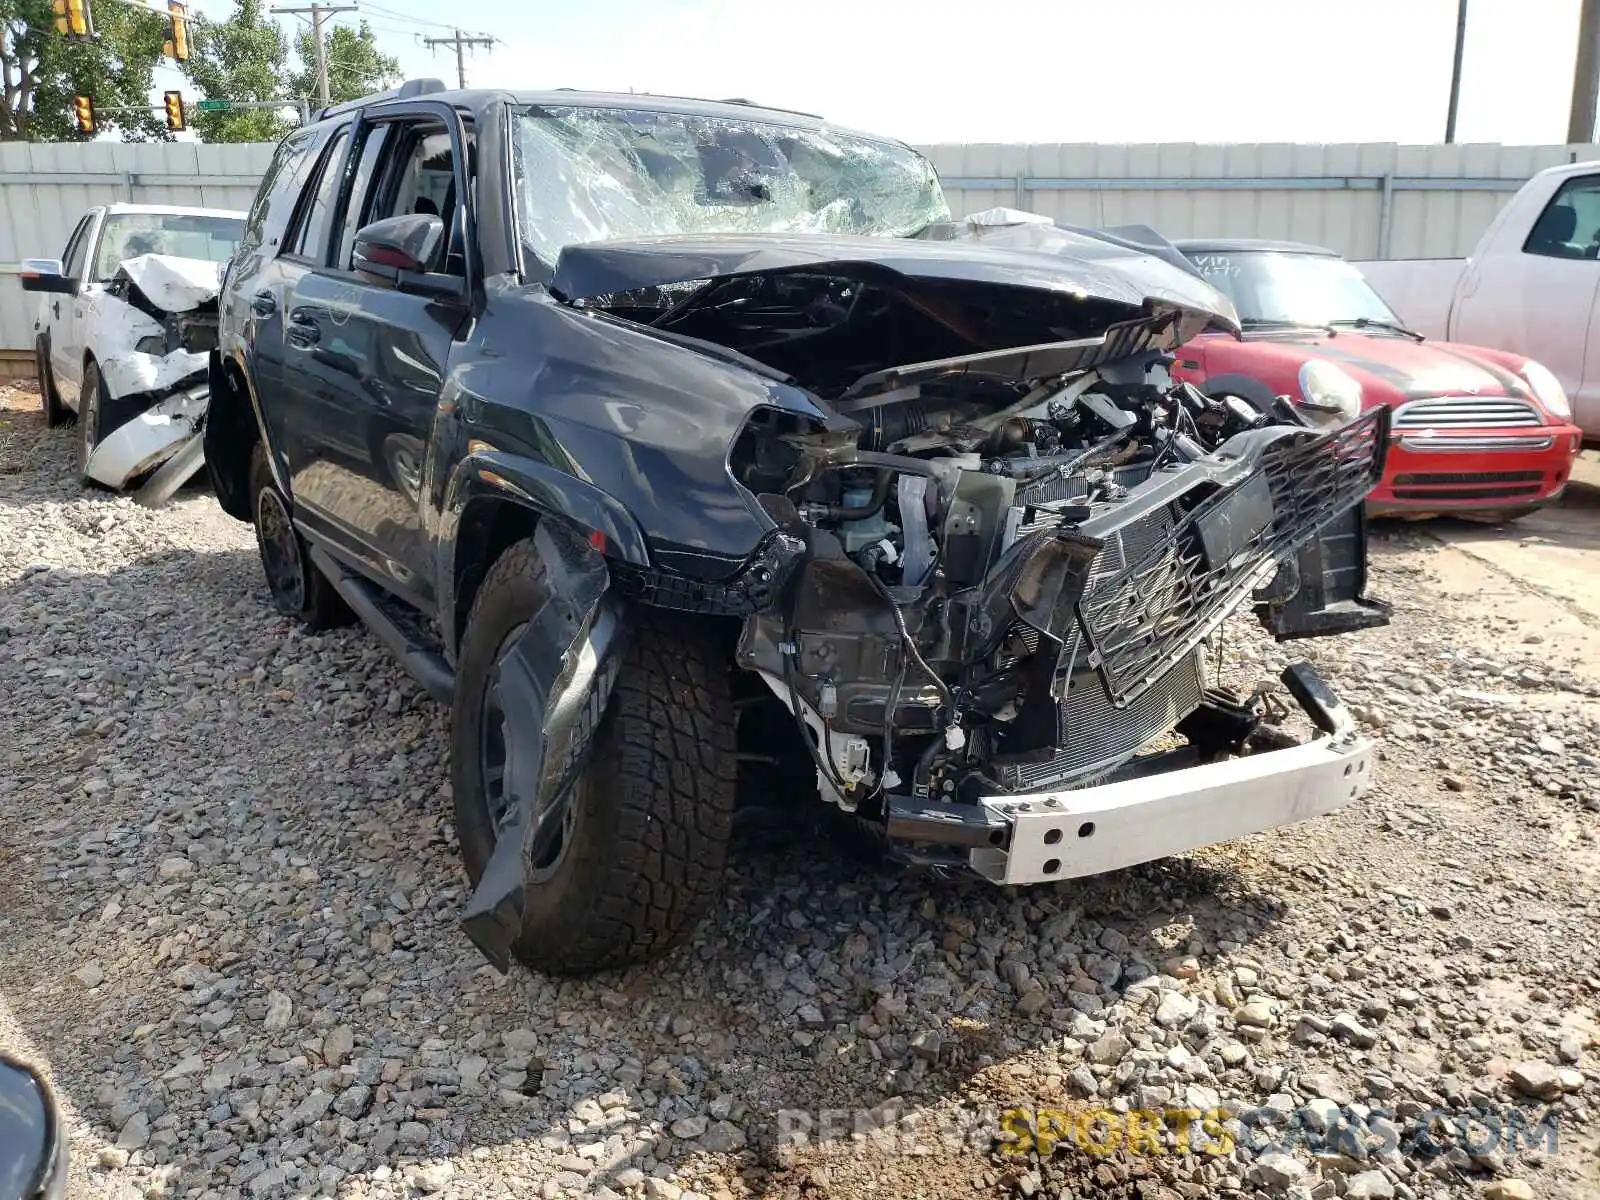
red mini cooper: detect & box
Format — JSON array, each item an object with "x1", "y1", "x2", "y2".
[{"x1": 1171, "y1": 239, "x2": 1581, "y2": 518}]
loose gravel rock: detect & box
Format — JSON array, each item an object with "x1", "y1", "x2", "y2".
[{"x1": 2, "y1": 389, "x2": 1598, "y2": 1200}]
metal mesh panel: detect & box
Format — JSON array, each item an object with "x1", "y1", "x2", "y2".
[
  {"x1": 997, "y1": 650, "x2": 1204, "y2": 791},
  {"x1": 1078, "y1": 407, "x2": 1386, "y2": 706}
]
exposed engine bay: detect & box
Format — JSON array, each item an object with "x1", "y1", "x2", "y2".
[{"x1": 557, "y1": 216, "x2": 1391, "y2": 882}]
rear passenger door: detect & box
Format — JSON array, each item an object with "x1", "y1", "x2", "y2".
[
  {"x1": 273, "y1": 102, "x2": 475, "y2": 609},
  {"x1": 229, "y1": 126, "x2": 331, "y2": 482}
]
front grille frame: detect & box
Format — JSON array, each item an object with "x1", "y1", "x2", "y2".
[
  {"x1": 1073, "y1": 407, "x2": 1388, "y2": 708},
  {"x1": 1391, "y1": 396, "x2": 1543, "y2": 430}
]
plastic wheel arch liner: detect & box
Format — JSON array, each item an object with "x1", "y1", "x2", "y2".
[{"x1": 458, "y1": 518, "x2": 632, "y2": 970}]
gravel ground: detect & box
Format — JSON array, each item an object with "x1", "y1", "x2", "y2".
[{"x1": 2, "y1": 383, "x2": 1598, "y2": 1200}]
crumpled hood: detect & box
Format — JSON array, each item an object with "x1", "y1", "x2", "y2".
[
  {"x1": 1241, "y1": 330, "x2": 1534, "y2": 402},
  {"x1": 116, "y1": 253, "x2": 223, "y2": 313},
  {"x1": 551, "y1": 220, "x2": 1241, "y2": 345}
]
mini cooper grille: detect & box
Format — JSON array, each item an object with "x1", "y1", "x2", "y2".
[
  {"x1": 1391, "y1": 396, "x2": 1542, "y2": 429},
  {"x1": 1077, "y1": 407, "x2": 1387, "y2": 707}
]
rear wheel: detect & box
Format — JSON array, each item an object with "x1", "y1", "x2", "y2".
[
  {"x1": 35, "y1": 337, "x2": 66, "y2": 428},
  {"x1": 248, "y1": 445, "x2": 353, "y2": 630},
  {"x1": 452, "y1": 538, "x2": 738, "y2": 976}
]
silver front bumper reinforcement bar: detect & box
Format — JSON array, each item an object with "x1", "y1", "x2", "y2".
[{"x1": 959, "y1": 662, "x2": 1372, "y2": 886}]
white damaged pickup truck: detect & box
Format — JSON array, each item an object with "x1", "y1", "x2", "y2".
[{"x1": 24, "y1": 204, "x2": 244, "y2": 505}]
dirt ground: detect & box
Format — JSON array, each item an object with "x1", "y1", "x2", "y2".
[{"x1": 2, "y1": 386, "x2": 1598, "y2": 1200}]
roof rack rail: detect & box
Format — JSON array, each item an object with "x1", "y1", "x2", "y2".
[
  {"x1": 315, "y1": 77, "x2": 447, "y2": 123},
  {"x1": 717, "y1": 95, "x2": 824, "y2": 119}
]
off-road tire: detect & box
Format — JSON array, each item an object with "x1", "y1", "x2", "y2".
[
  {"x1": 248, "y1": 445, "x2": 354, "y2": 630},
  {"x1": 452, "y1": 537, "x2": 738, "y2": 976},
  {"x1": 35, "y1": 336, "x2": 67, "y2": 427}
]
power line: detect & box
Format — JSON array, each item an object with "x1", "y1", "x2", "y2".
[{"x1": 362, "y1": 1, "x2": 482, "y2": 33}]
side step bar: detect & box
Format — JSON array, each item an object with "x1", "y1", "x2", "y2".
[{"x1": 307, "y1": 546, "x2": 455, "y2": 703}]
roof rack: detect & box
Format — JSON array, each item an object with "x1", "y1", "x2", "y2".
[{"x1": 315, "y1": 77, "x2": 447, "y2": 123}]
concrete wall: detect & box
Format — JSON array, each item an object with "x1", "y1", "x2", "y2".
[{"x1": 2, "y1": 138, "x2": 1593, "y2": 373}]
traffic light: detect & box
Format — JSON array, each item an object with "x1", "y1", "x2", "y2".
[
  {"x1": 53, "y1": 0, "x2": 94, "y2": 40},
  {"x1": 72, "y1": 95, "x2": 95, "y2": 136},
  {"x1": 163, "y1": 1, "x2": 189, "y2": 62},
  {"x1": 163, "y1": 90, "x2": 185, "y2": 132}
]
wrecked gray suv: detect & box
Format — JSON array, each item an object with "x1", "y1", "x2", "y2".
[{"x1": 205, "y1": 83, "x2": 1389, "y2": 977}]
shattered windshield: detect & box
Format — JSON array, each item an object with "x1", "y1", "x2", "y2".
[
  {"x1": 1185, "y1": 250, "x2": 1399, "y2": 327},
  {"x1": 93, "y1": 214, "x2": 244, "y2": 281},
  {"x1": 510, "y1": 104, "x2": 950, "y2": 266}
]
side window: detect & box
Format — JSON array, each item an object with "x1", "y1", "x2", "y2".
[
  {"x1": 363, "y1": 121, "x2": 474, "y2": 277},
  {"x1": 243, "y1": 130, "x2": 318, "y2": 252},
  {"x1": 286, "y1": 128, "x2": 351, "y2": 263},
  {"x1": 1523, "y1": 175, "x2": 1600, "y2": 260},
  {"x1": 334, "y1": 125, "x2": 391, "y2": 270},
  {"x1": 61, "y1": 214, "x2": 94, "y2": 279}
]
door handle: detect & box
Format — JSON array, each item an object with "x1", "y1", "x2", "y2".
[
  {"x1": 286, "y1": 317, "x2": 321, "y2": 348},
  {"x1": 251, "y1": 291, "x2": 277, "y2": 318},
  {"x1": 51, "y1": 301, "x2": 59, "y2": 319}
]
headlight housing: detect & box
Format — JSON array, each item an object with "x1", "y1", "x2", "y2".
[
  {"x1": 1519, "y1": 359, "x2": 1571, "y2": 421},
  {"x1": 1297, "y1": 359, "x2": 1363, "y2": 423}
]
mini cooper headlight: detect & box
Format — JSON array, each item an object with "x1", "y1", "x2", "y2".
[{"x1": 1297, "y1": 359, "x2": 1363, "y2": 423}]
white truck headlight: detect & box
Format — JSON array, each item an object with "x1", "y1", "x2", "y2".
[
  {"x1": 1519, "y1": 359, "x2": 1571, "y2": 421},
  {"x1": 1297, "y1": 360, "x2": 1363, "y2": 423}
]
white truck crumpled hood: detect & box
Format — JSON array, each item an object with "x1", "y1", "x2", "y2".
[
  {"x1": 116, "y1": 253, "x2": 224, "y2": 313},
  {"x1": 83, "y1": 253, "x2": 223, "y2": 500}
]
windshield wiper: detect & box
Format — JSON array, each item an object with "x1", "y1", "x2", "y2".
[
  {"x1": 1240, "y1": 317, "x2": 1336, "y2": 335},
  {"x1": 1329, "y1": 317, "x2": 1424, "y2": 341}
]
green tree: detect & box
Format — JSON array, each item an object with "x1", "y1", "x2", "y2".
[
  {"x1": 2, "y1": 0, "x2": 171, "y2": 141},
  {"x1": 180, "y1": 0, "x2": 293, "y2": 143},
  {"x1": 288, "y1": 19, "x2": 397, "y2": 108}
]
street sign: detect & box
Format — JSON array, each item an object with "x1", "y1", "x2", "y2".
[{"x1": 196, "y1": 99, "x2": 232, "y2": 112}]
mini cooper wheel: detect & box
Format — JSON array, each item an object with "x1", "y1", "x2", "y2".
[{"x1": 248, "y1": 445, "x2": 353, "y2": 630}]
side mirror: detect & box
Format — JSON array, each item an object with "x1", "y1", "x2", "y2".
[
  {"x1": 352, "y1": 214, "x2": 444, "y2": 282},
  {"x1": 0, "y1": 1056, "x2": 68, "y2": 1200},
  {"x1": 352, "y1": 214, "x2": 466, "y2": 303},
  {"x1": 19, "y1": 259, "x2": 74, "y2": 295}
]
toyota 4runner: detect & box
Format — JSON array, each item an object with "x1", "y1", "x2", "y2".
[{"x1": 206, "y1": 80, "x2": 1390, "y2": 977}]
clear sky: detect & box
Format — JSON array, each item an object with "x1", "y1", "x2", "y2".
[{"x1": 169, "y1": 0, "x2": 1591, "y2": 146}]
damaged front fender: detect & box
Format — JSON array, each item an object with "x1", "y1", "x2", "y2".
[{"x1": 459, "y1": 520, "x2": 632, "y2": 970}]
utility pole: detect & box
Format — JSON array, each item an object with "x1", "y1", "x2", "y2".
[
  {"x1": 276, "y1": 2, "x2": 359, "y2": 106},
  {"x1": 1569, "y1": 0, "x2": 1600, "y2": 143},
  {"x1": 1444, "y1": 0, "x2": 1468, "y2": 143},
  {"x1": 422, "y1": 27, "x2": 496, "y2": 89}
]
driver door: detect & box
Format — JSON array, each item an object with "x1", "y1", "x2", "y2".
[
  {"x1": 274, "y1": 103, "x2": 475, "y2": 608},
  {"x1": 48, "y1": 209, "x2": 100, "y2": 409}
]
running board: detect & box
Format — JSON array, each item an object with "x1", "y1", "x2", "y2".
[{"x1": 307, "y1": 546, "x2": 455, "y2": 703}]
